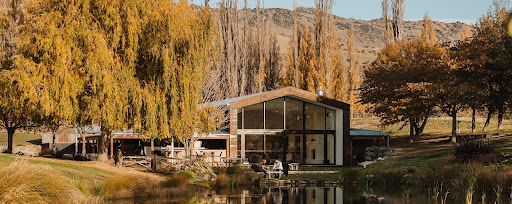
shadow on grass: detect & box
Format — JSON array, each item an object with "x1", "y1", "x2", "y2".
[{"x1": 28, "y1": 139, "x2": 42, "y2": 145}]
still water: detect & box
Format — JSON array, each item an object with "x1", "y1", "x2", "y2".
[
  {"x1": 210, "y1": 187, "x2": 414, "y2": 204},
  {"x1": 111, "y1": 186, "x2": 427, "y2": 204}
]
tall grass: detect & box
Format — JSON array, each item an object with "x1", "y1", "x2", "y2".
[{"x1": 0, "y1": 160, "x2": 92, "y2": 204}]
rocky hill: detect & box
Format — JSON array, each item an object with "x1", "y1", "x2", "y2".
[{"x1": 240, "y1": 7, "x2": 471, "y2": 66}]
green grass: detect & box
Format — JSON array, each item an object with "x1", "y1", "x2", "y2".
[
  {"x1": 283, "y1": 167, "x2": 360, "y2": 181},
  {"x1": 0, "y1": 131, "x2": 42, "y2": 146},
  {"x1": 352, "y1": 116, "x2": 512, "y2": 138}
]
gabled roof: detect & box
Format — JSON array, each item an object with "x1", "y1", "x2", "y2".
[
  {"x1": 201, "y1": 86, "x2": 350, "y2": 110},
  {"x1": 201, "y1": 91, "x2": 270, "y2": 107}
]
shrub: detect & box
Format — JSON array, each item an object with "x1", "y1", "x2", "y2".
[
  {"x1": 180, "y1": 160, "x2": 214, "y2": 174},
  {"x1": 213, "y1": 174, "x2": 230, "y2": 189},
  {"x1": 454, "y1": 141, "x2": 504, "y2": 165},
  {"x1": 341, "y1": 169, "x2": 360, "y2": 185},
  {"x1": 162, "y1": 172, "x2": 195, "y2": 188},
  {"x1": 178, "y1": 171, "x2": 196, "y2": 180},
  {"x1": 226, "y1": 166, "x2": 243, "y2": 175}
]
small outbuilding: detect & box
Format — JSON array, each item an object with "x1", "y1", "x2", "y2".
[{"x1": 350, "y1": 129, "x2": 390, "y2": 165}]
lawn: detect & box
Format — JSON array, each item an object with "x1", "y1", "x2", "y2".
[
  {"x1": 0, "y1": 131, "x2": 42, "y2": 146},
  {"x1": 283, "y1": 115, "x2": 512, "y2": 181}
]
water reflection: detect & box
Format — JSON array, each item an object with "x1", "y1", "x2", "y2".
[{"x1": 212, "y1": 187, "x2": 409, "y2": 204}]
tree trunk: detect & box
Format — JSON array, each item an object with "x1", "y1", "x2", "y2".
[
  {"x1": 497, "y1": 109, "x2": 504, "y2": 131},
  {"x1": 482, "y1": 112, "x2": 492, "y2": 132},
  {"x1": 97, "y1": 127, "x2": 110, "y2": 162},
  {"x1": 451, "y1": 109, "x2": 457, "y2": 143},
  {"x1": 409, "y1": 120, "x2": 414, "y2": 143},
  {"x1": 471, "y1": 107, "x2": 476, "y2": 134},
  {"x1": 81, "y1": 133, "x2": 86, "y2": 155},
  {"x1": 52, "y1": 131, "x2": 57, "y2": 152},
  {"x1": 6, "y1": 128, "x2": 15, "y2": 154}
]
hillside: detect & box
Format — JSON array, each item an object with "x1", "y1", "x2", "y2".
[{"x1": 239, "y1": 7, "x2": 471, "y2": 66}]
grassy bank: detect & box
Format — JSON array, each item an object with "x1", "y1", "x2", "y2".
[{"x1": 0, "y1": 154, "x2": 211, "y2": 203}]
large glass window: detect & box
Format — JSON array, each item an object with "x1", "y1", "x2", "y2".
[
  {"x1": 326, "y1": 109, "x2": 336, "y2": 130},
  {"x1": 245, "y1": 134, "x2": 264, "y2": 163},
  {"x1": 285, "y1": 97, "x2": 304, "y2": 130},
  {"x1": 246, "y1": 135, "x2": 264, "y2": 151},
  {"x1": 286, "y1": 134, "x2": 303, "y2": 163},
  {"x1": 237, "y1": 109, "x2": 242, "y2": 129},
  {"x1": 244, "y1": 103, "x2": 264, "y2": 129},
  {"x1": 265, "y1": 98, "x2": 284, "y2": 129},
  {"x1": 327, "y1": 134, "x2": 335, "y2": 164},
  {"x1": 305, "y1": 134, "x2": 325, "y2": 164},
  {"x1": 305, "y1": 103, "x2": 326, "y2": 130},
  {"x1": 265, "y1": 134, "x2": 285, "y2": 161}
]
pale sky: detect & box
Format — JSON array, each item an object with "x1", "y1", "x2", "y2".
[{"x1": 194, "y1": 0, "x2": 509, "y2": 25}]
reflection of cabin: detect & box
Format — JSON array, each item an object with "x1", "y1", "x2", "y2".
[{"x1": 45, "y1": 87, "x2": 353, "y2": 166}]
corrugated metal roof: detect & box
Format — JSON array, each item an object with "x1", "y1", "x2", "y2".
[
  {"x1": 199, "y1": 91, "x2": 269, "y2": 107},
  {"x1": 350, "y1": 129, "x2": 389, "y2": 136}
]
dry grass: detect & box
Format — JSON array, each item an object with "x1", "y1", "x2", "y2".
[
  {"x1": 0, "y1": 132, "x2": 42, "y2": 147},
  {"x1": 0, "y1": 159, "x2": 98, "y2": 204}
]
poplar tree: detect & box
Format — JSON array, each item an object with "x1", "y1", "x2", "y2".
[
  {"x1": 285, "y1": 0, "x2": 346, "y2": 99},
  {"x1": 346, "y1": 25, "x2": 364, "y2": 117},
  {"x1": 382, "y1": 0, "x2": 404, "y2": 44}
]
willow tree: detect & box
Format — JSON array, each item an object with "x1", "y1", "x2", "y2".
[
  {"x1": 135, "y1": 0, "x2": 216, "y2": 156},
  {"x1": 18, "y1": 0, "x2": 143, "y2": 161},
  {"x1": 0, "y1": 0, "x2": 43, "y2": 154}
]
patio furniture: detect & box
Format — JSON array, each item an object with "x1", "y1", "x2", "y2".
[{"x1": 289, "y1": 163, "x2": 300, "y2": 171}]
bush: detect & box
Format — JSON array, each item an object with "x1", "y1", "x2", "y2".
[
  {"x1": 454, "y1": 141, "x2": 504, "y2": 165},
  {"x1": 180, "y1": 160, "x2": 214, "y2": 174},
  {"x1": 177, "y1": 171, "x2": 196, "y2": 180},
  {"x1": 341, "y1": 169, "x2": 360, "y2": 185},
  {"x1": 213, "y1": 174, "x2": 230, "y2": 189},
  {"x1": 213, "y1": 173, "x2": 260, "y2": 189},
  {"x1": 162, "y1": 172, "x2": 195, "y2": 188},
  {"x1": 226, "y1": 166, "x2": 243, "y2": 175}
]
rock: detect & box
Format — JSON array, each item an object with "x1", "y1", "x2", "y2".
[
  {"x1": 196, "y1": 173, "x2": 217, "y2": 182},
  {"x1": 384, "y1": 151, "x2": 397, "y2": 156}
]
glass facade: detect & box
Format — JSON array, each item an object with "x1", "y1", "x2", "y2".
[
  {"x1": 236, "y1": 97, "x2": 338, "y2": 165},
  {"x1": 245, "y1": 134, "x2": 264, "y2": 163},
  {"x1": 286, "y1": 134, "x2": 303, "y2": 163},
  {"x1": 285, "y1": 97, "x2": 304, "y2": 130},
  {"x1": 326, "y1": 109, "x2": 336, "y2": 130},
  {"x1": 305, "y1": 103, "x2": 326, "y2": 130},
  {"x1": 244, "y1": 103, "x2": 264, "y2": 129},
  {"x1": 265, "y1": 98, "x2": 284, "y2": 129}
]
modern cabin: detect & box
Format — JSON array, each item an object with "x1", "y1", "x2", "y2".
[{"x1": 204, "y1": 86, "x2": 351, "y2": 166}]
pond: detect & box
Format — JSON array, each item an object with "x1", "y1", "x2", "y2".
[
  {"x1": 108, "y1": 184, "x2": 449, "y2": 204},
  {"x1": 210, "y1": 186, "x2": 427, "y2": 204},
  {"x1": 118, "y1": 186, "x2": 431, "y2": 204}
]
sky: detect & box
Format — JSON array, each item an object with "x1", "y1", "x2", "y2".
[{"x1": 194, "y1": 0, "x2": 506, "y2": 25}]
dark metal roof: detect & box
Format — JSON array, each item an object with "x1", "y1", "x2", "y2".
[{"x1": 350, "y1": 129, "x2": 389, "y2": 137}]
